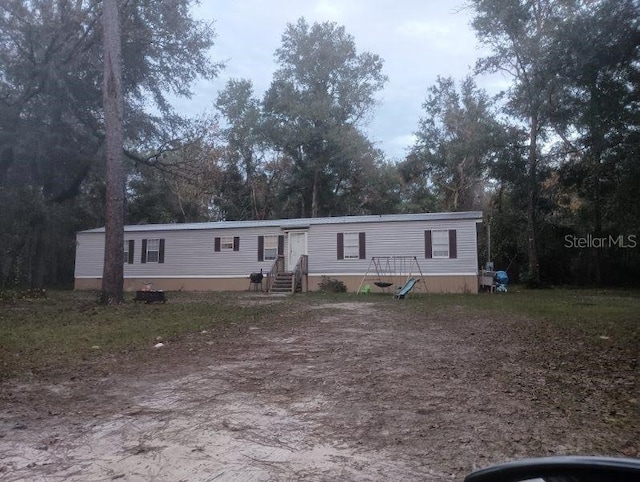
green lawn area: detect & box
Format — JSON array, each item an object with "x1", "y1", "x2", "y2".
[
  {"x1": 412, "y1": 287, "x2": 640, "y2": 324},
  {"x1": 1, "y1": 288, "x2": 638, "y2": 379},
  {"x1": 0, "y1": 291, "x2": 293, "y2": 378}
]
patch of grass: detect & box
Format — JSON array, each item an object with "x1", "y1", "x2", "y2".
[
  {"x1": 0, "y1": 290, "x2": 287, "y2": 379},
  {"x1": 316, "y1": 288, "x2": 640, "y2": 380},
  {"x1": 307, "y1": 285, "x2": 640, "y2": 324},
  {"x1": 1, "y1": 288, "x2": 638, "y2": 380},
  {"x1": 397, "y1": 288, "x2": 639, "y2": 440},
  {"x1": 407, "y1": 286, "x2": 640, "y2": 324},
  {"x1": 406, "y1": 288, "x2": 640, "y2": 365}
]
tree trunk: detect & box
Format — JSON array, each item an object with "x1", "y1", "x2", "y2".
[
  {"x1": 589, "y1": 150, "x2": 603, "y2": 285},
  {"x1": 589, "y1": 87, "x2": 603, "y2": 285},
  {"x1": 527, "y1": 113, "x2": 540, "y2": 286},
  {"x1": 31, "y1": 226, "x2": 47, "y2": 290},
  {"x1": 311, "y1": 167, "x2": 320, "y2": 218},
  {"x1": 101, "y1": 0, "x2": 125, "y2": 304}
]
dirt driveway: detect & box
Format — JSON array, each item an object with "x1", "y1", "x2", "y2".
[{"x1": 1, "y1": 296, "x2": 637, "y2": 481}]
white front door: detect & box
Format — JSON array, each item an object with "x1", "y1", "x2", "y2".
[{"x1": 288, "y1": 231, "x2": 307, "y2": 271}]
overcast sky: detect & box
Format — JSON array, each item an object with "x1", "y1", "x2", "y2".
[{"x1": 173, "y1": 0, "x2": 505, "y2": 160}]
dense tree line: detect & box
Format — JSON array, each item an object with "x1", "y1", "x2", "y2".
[
  {"x1": 0, "y1": 0, "x2": 220, "y2": 290},
  {"x1": 0, "y1": 0, "x2": 638, "y2": 289}
]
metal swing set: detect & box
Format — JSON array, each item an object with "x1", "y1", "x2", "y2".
[{"x1": 357, "y1": 256, "x2": 428, "y2": 298}]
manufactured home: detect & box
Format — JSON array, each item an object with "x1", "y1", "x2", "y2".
[{"x1": 74, "y1": 211, "x2": 483, "y2": 293}]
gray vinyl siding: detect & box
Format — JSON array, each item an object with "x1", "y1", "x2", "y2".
[
  {"x1": 75, "y1": 214, "x2": 480, "y2": 279},
  {"x1": 308, "y1": 219, "x2": 478, "y2": 275},
  {"x1": 74, "y1": 233, "x2": 105, "y2": 277},
  {"x1": 75, "y1": 228, "x2": 287, "y2": 278}
]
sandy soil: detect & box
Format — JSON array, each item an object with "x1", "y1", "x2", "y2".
[{"x1": 0, "y1": 298, "x2": 637, "y2": 481}]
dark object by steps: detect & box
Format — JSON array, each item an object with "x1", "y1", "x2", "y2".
[{"x1": 134, "y1": 290, "x2": 166, "y2": 303}]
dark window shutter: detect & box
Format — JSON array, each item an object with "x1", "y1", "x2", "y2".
[
  {"x1": 159, "y1": 239, "x2": 165, "y2": 263},
  {"x1": 448, "y1": 230, "x2": 457, "y2": 259},
  {"x1": 257, "y1": 236, "x2": 264, "y2": 261},
  {"x1": 141, "y1": 239, "x2": 147, "y2": 263},
  {"x1": 233, "y1": 237, "x2": 240, "y2": 251},
  {"x1": 214, "y1": 237, "x2": 221, "y2": 252},
  {"x1": 359, "y1": 232, "x2": 366, "y2": 259},
  {"x1": 424, "y1": 230, "x2": 432, "y2": 259},
  {"x1": 128, "y1": 240, "x2": 134, "y2": 264},
  {"x1": 337, "y1": 233, "x2": 344, "y2": 260},
  {"x1": 277, "y1": 235, "x2": 284, "y2": 255}
]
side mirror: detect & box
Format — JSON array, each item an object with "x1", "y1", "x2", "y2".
[{"x1": 464, "y1": 456, "x2": 640, "y2": 482}]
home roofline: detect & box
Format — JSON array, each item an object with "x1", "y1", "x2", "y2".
[{"x1": 79, "y1": 211, "x2": 484, "y2": 234}]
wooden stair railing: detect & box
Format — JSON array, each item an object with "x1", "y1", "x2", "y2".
[
  {"x1": 292, "y1": 254, "x2": 308, "y2": 293},
  {"x1": 265, "y1": 255, "x2": 285, "y2": 292},
  {"x1": 265, "y1": 254, "x2": 308, "y2": 293}
]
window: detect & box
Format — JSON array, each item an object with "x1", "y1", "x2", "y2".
[
  {"x1": 337, "y1": 232, "x2": 366, "y2": 260},
  {"x1": 123, "y1": 240, "x2": 134, "y2": 264},
  {"x1": 258, "y1": 235, "x2": 284, "y2": 261},
  {"x1": 220, "y1": 237, "x2": 234, "y2": 250},
  {"x1": 263, "y1": 235, "x2": 278, "y2": 261},
  {"x1": 425, "y1": 230, "x2": 457, "y2": 259},
  {"x1": 432, "y1": 230, "x2": 449, "y2": 258},
  {"x1": 146, "y1": 239, "x2": 160, "y2": 262},
  {"x1": 215, "y1": 236, "x2": 239, "y2": 252},
  {"x1": 141, "y1": 238, "x2": 165, "y2": 263},
  {"x1": 343, "y1": 232, "x2": 360, "y2": 259}
]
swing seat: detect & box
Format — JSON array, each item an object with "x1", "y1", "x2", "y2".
[{"x1": 374, "y1": 281, "x2": 393, "y2": 288}]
